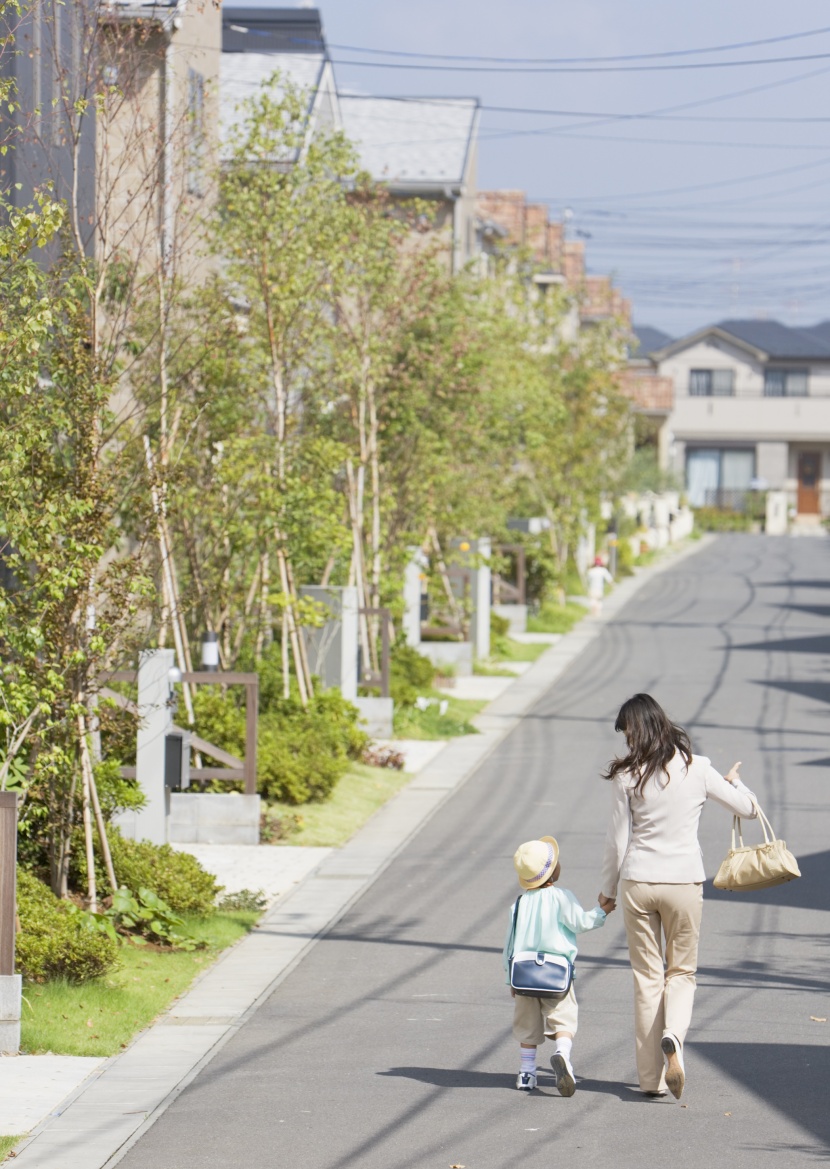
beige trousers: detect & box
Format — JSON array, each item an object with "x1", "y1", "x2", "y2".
[{"x1": 621, "y1": 880, "x2": 703, "y2": 1092}]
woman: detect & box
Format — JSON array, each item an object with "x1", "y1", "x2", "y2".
[{"x1": 599, "y1": 693, "x2": 756, "y2": 1100}]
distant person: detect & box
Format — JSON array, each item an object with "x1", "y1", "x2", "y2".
[
  {"x1": 587, "y1": 556, "x2": 614, "y2": 615},
  {"x1": 504, "y1": 836, "x2": 613, "y2": 1095},
  {"x1": 599, "y1": 693, "x2": 756, "y2": 1099}
]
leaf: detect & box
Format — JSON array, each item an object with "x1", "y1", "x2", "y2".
[{"x1": 810, "y1": 1016, "x2": 827, "y2": 1023}]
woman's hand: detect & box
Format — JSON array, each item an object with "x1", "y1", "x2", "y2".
[
  {"x1": 725, "y1": 761, "x2": 742, "y2": 785},
  {"x1": 598, "y1": 894, "x2": 616, "y2": 914}
]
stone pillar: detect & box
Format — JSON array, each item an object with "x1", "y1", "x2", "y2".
[
  {"x1": 300, "y1": 586, "x2": 359, "y2": 700},
  {"x1": 403, "y1": 549, "x2": 427, "y2": 648},
  {"x1": 451, "y1": 537, "x2": 491, "y2": 659},
  {"x1": 122, "y1": 649, "x2": 175, "y2": 845},
  {"x1": 0, "y1": 792, "x2": 20, "y2": 1054}
]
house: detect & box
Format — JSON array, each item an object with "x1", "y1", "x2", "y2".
[
  {"x1": 220, "y1": 7, "x2": 480, "y2": 273},
  {"x1": 220, "y1": 6, "x2": 339, "y2": 159},
  {"x1": 3, "y1": 1, "x2": 221, "y2": 267},
  {"x1": 474, "y1": 190, "x2": 631, "y2": 329},
  {"x1": 338, "y1": 95, "x2": 480, "y2": 274},
  {"x1": 621, "y1": 325, "x2": 675, "y2": 467},
  {"x1": 648, "y1": 319, "x2": 830, "y2": 521}
]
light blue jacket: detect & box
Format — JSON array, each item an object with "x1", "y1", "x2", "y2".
[{"x1": 502, "y1": 885, "x2": 606, "y2": 982}]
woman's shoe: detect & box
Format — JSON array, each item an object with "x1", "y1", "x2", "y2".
[
  {"x1": 642, "y1": 1089, "x2": 668, "y2": 1098},
  {"x1": 661, "y1": 1033, "x2": 685, "y2": 1099}
]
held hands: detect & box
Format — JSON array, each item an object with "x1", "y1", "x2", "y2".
[
  {"x1": 725, "y1": 761, "x2": 742, "y2": 786},
  {"x1": 598, "y1": 894, "x2": 616, "y2": 914}
]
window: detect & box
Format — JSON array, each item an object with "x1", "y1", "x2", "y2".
[
  {"x1": 186, "y1": 69, "x2": 205, "y2": 197},
  {"x1": 688, "y1": 368, "x2": 734, "y2": 397},
  {"x1": 764, "y1": 368, "x2": 808, "y2": 397},
  {"x1": 686, "y1": 448, "x2": 755, "y2": 507}
]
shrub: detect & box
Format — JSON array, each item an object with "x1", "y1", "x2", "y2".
[
  {"x1": 16, "y1": 868, "x2": 118, "y2": 983},
  {"x1": 71, "y1": 829, "x2": 220, "y2": 914},
  {"x1": 194, "y1": 685, "x2": 368, "y2": 805},
  {"x1": 389, "y1": 644, "x2": 435, "y2": 706},
  {"x1": 694, "y1": 507, "x2": 752, "y2": 532}
]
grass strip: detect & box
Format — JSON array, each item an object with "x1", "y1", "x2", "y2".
[
  {"x1": 393, "y1": 693, "x2": 485, "y2": 740},
  {"x1": 267, "y1": 762, "x2": 413, "y2": 848},
  {"x1": 0, "y1": 1137, "x2": 20, "y2": 1161},
  {"x1": 527, "y1": 601, "x2": 587, "y2": 635},
  {"x1": 21, "y1": 910, "x2": 258, "y2": 1058}
]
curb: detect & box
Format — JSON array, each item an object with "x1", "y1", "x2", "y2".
[{"x1": 11, "y1": 536, "x2": 712, "y2": 1169}]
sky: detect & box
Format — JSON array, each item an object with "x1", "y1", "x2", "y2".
[{"x1": 237, "y1": 1, "x2": 830, "y2": 338}]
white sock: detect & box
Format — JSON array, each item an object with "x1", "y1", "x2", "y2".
[
  {"x1": 554, "y1": 1037, "x2": 573, "y2": 1062},
  {"x1": 520, "y1": 1048, "x2": 536, "y2": 1075}
]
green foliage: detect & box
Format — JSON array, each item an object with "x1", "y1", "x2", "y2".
[
  {"x1": 15, "y1": 869, "x2": 118, "y2": 983},
  {"x1": 216, "y1": 889, "x2": 267, "y2": 912},
  {"x1": 105, "y1": 887, "x2": 206, "y2": 950},
  {"x1": 194, "y1": 685, "x2": 369, "y2": 805},
  {"x1": 389, "y1": 644, "x2": 436, "y2": 706},
  {"x1": 527, "y1": 601, "x2": 588, "y2": 636},
  {"x1": 393, "y1": 695, "x2": 483, "y2": 740},
  {"x1": 70, "y1": 830, "x2": 220, "y2": 915},
  {"x1": 694, "y1": 507, "x2": 753, "y2": 532}
]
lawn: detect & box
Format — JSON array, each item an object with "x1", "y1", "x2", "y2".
[
  {"x1": 527, "y1": 601, "x2": 588, "y2": 635},
  {"x1": 491, "y1": 637, "x2": 548, "y2": 662},
  {"x1": 21, "y1": 910, "x2": 258, "y2": 1058},
  {"x1": 265, "y1": 762, "x2": 413, "y2": 848},
  {"x1": 393, "y1": 692, "x2": 485, "y2": 740}
]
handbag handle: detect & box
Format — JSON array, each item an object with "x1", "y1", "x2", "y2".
[{"x1": 733, "y1": 799, "x2": 777, "y2": 850}]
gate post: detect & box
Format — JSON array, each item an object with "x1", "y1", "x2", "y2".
[{"x1": 0, "y1": 792, "x2": 21, "y2": 1054}]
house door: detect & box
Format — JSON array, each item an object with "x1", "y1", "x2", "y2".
[{"x1": 797, "y1": 451, "x2": 821, "y2": 514}]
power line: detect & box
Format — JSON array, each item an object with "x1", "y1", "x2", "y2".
[
  {"x1": 323, "y1": 24, "x2": 830, "y2": 65},
  {"x1": 331, "y1": 49, "x2": 830, "y2": 74}
]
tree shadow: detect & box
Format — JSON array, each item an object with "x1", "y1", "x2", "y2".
[
  {"x1": 771, "y1": 602, "x2": 830, "y2": 620},
  {"x1": 695, "y1": 1043, "x2": 830, "y2": 1151},
  {"x1": 735, "y1": 635, "x2": 830, "y2": 655},
  {"x1": 756, "y1": 680, "x2": 830, "y2": 708},
  {"x1": 704, "y1": 847, "x2": 830, "y2": 917}
]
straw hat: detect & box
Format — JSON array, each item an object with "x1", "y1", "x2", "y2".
[{"x1": 513, "y1": 837, "x2": 560, "y2": 890}]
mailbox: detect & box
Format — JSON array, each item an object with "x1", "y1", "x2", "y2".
[{"x1": 164, "y1": 729, "x2": 191, "y2": 792}]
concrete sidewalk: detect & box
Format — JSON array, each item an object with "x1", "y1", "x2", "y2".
[{"x1": 10, "y1": 540, "x2": 709, "y2": 1169}]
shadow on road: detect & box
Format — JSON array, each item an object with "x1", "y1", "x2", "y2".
[
  {"x1": 377, "y1": 1067, "x2": 649, "y2": 1102},
  {"x1": 695, "y1": 1042, "x2": 830, "y2": 1152}
]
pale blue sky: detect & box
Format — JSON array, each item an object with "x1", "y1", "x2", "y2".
[{"x1": 237, "y1": 2, "x2": 830, "y2": 336}]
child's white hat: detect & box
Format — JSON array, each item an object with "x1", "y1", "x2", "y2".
[{"x1": 513, "y1": 837, "x2": 560, "y2": 890}]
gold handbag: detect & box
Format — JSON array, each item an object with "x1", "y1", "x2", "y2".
[{"x1": 714, "y1": 802, "x2": 801, "y2": 891}]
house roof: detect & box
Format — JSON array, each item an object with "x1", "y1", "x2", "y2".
[
  {"x1": 631, "y1": 325, "x2": 672, "y2": 357},
  {"x1": 714, "y1": 319, "x2": 830, "y2": 359},
  {"x1": 219, "y1": 51, "x2": 329, "y2": 160},
  {"x1": 801, "y1": 320, "x2": 830, "y2": 348},
  {"x1": 337, "y1": 96, "x2": 479, "y2": 189},
  {"x1": 222, "y1": 7, "x2": 325, "y2": 53},
  {"x1": 653, "y1": 318, "x2": 830, "y2": 361}
]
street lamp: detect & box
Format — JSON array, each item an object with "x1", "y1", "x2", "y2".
[{"x1": 201, "y1": 631, "x2": 219, "y2": 672}]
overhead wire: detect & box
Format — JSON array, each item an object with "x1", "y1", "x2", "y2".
[{"x1": 323, "y1": 25, "x2": 830, "y2": 65}]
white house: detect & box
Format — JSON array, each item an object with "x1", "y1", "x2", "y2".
[{"x1": 643, "y1": 320, "x2": 830, "y2": 523}]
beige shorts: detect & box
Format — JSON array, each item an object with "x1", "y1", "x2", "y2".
[{"x1": 512, "y1": 985, "x2": 578, "y2": 1045}]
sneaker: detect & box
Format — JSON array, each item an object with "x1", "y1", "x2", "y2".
[
  {"x1": 661, "y1": 1033, "x2": 685, "y2": 1099},
  {"x1": 516, "y1": 1072, "x2": 537, "y2": 1091},
  {"x1": 550, "y1": 1053, "x2": 576, "y2": 1097}
]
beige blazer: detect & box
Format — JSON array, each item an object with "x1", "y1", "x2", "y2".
[{"x1": 600, "y1": 751, "x2": 757, "y2": 898}]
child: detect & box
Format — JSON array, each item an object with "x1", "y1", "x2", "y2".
[
  {"x1": 504, "y1": 835, "x2": 614, "y2": 1094},
  {"x1": 587, "y1": 557, "x2": 614, "y2": 616}
]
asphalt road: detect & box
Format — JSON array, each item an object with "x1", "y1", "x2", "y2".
[{"x1": 120, "y1": 534, "x2": 830, "y2": 1169}]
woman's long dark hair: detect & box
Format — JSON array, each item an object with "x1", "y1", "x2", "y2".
[{"x1": 603, "y1": 693, "x2": 692, "y2": 797}]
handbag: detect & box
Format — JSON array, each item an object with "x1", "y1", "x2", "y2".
[
  {"x1": 507, "y1": 895, "x2": 574, "y2": 998},
  {"x1": 713, "y1": 800, "x2": 801, "y2": 891}
]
